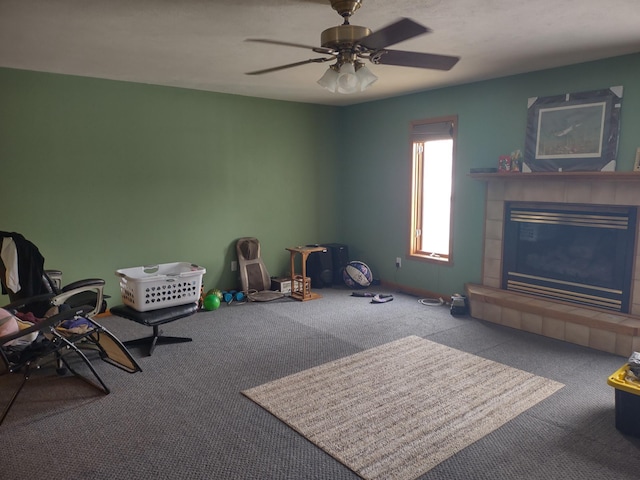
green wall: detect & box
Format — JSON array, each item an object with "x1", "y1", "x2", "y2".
[
  {"x1": 1, "y1": 53, "x2": 639, "y2": 304},
  {"x1": 0, "y1": 68, "x2": 340, "y2": 300},
  {"x1": 338, "y1": 53, "x2": 640, "y2": 296}
]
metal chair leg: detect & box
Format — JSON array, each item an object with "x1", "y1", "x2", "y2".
[
  {"x1": 0, "y1": 363, "x2": 32, "y2": 426},
  {"x1": 56, "y1": 334, "x2": 110, "y2": 394}
]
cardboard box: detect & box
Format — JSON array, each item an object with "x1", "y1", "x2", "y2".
[{"x1": 271, "y1": 277, "x2": 310, "y2": 295}]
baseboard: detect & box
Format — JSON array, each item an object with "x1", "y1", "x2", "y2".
[{"x1": 380, "y1": 280, "x2": 451, "y2": 302}]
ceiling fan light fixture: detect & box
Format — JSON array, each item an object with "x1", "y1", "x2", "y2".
[
  {"x1": 355, "y1": 64, "x2": 377, "y2": 91},
  {"x1": 318, "y1": 61, "x2": 377, "y2": 94},
  {"x1": 317, "y1": 66, "x2": 340, "y2": 92},
  {"x1": 336, "y1": 62, "x2": 359, "y2": 94}
]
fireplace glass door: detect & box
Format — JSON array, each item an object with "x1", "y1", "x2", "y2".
[{"x1": 502, "y1": 202, "x2": 637, "y2": 312}]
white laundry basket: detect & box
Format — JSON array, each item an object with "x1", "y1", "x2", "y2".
[{"x1": 115, "y1": 262, "x2": 206, "y2": 312}]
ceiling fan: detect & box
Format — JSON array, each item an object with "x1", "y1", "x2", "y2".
[{"x1": 245, "y1": 0, "x2": 460, "y2": 94}]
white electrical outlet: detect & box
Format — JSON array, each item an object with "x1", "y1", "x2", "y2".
[
  {"x1": 231, "y1": 261, "x2": 238, "y2": 271},
  {"x1": 634, "y1": 147, "x2": 640, "y2": 171},
  {"x1": 395, "y1": 257, "x2": 402, "y2": 268}
]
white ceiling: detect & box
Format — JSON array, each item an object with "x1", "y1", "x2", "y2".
[{"x1": 1, "y1": 0, "x2": 639, "y2": 106}]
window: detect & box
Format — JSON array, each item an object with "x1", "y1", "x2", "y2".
[{"x1": 409, "y1": 115, "x2": 457, "y2": 264}]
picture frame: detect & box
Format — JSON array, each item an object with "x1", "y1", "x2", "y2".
[{"x1": 523, "y1": 86, "x2": 623, "y2": 172}]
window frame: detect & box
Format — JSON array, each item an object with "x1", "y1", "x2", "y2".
[{"x1": 409, "y1": 115, "x2": 458, "y2": 266}]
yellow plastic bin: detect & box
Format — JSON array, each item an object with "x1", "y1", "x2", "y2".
[{"x1": 607, "y1": 364, "x2": 640, "y2": 437}]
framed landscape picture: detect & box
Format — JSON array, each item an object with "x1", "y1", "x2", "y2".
[{"x1": 523, "y1": 86, "x2": 623, "y2": 172}]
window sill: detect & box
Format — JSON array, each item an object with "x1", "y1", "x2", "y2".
[{"x1": 410, "y1": 253, "x2": 451, "y2": 265}]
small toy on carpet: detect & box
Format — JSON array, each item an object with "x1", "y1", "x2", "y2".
[{"x1": 371, "y1": 294, "x2": 393, "y2": 304}]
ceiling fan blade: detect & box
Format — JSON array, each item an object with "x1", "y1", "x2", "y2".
[
  {"x1": 245, "y1": 38, "x2": 335, "y2": 55},
  {"x1": 358, "y1": 18, "x2": 431, "y2": 50},
  {"x1": 371, "y1": 50, "x2": 460, "y2": 71},
  {"x1": 246, "y1": 57, "x2": 333, "y2": 75}
]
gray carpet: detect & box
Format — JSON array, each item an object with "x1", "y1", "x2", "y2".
[{"x1": 1, "y1": 288, "x2": 639, "y2": 480}]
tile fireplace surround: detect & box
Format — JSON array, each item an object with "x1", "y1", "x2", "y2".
[{"x1": 466, "y1": 171, "x2": 640, "y2": 357}]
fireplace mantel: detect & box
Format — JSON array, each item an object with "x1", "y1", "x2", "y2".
[{"x1": 470, "y1": 171, "x2": 640, "y2": 182}]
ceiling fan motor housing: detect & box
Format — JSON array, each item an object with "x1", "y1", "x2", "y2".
[{"x1": 321, "y1": 25, "x2": 372, "y2": 50}]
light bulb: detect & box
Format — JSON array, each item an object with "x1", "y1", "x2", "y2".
[{"x1": 336, "y1": 63, "x2": 359, "y2": 94}]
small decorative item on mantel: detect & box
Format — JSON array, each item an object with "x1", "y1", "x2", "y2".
[
  {"x1": 510, "y1": 149, "x2": 522, "y2": 172},
  {"x1": 498, "y1": 155, "x2": 511, "y2": 173},
  {"x1": 498, "y1": 150, "x2": 523, "y2": 173}
]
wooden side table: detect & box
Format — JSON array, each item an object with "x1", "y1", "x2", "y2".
[{"x1": 285, "y1": 245, "x2": 327, "y2": 301}]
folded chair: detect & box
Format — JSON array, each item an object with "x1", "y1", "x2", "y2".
[
  {"x1": 236, "y1": 237, "x2": 285, "y2": 302},
  {"x1": 0, "y1": 294, "x2": 141, "y2": 425},
  {"x1": 0, "y1": 232, "x2": 141, "y2": 425}
]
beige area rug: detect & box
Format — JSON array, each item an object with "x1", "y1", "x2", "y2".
[{"x1": 242, "y1": 335, "x2": 564, "y2": 480}]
